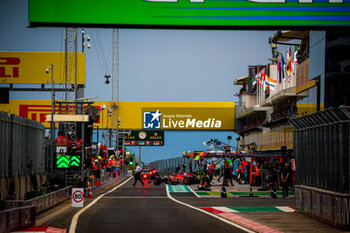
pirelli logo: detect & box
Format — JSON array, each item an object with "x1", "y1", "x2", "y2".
[
  {"x1": 0, "y1": 57, "x2": 20, "y2": 78},
  {"x1": 19, "y1": 105, "x2": 54, "y2": 123},
  {"x1": 18, "y1": 104, "x2": 102, "y2": 125}
]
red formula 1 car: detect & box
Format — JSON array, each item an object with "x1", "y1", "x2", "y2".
[
  {"x1": 164, "y1": 172, "x2": 198, "y2": 185},
  {"x1": 141, "y1": 169, "x2": 161, "y2": 185}
]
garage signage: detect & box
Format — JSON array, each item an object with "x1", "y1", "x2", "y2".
[{"x1": 124, "y1": 130, "x2": 164, "y2": 146}]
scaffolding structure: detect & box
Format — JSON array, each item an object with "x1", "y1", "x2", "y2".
[
  {"x1": 64, "y1": 27, "x2": 78, "y2": 141},
  {"x1": 109, "y1": 28, "x2": 120, "y2": 148}
]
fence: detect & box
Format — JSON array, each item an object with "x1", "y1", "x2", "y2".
[
  {"x1": 290, "y1": 107, "x2": 350, "y2": 230},
  {"x1": 1, "y1": 185, "x2": 71, "y2": 232},
  {"x1": 147, "y1": 156, "x2": 214, "y2": 176},
  {"x1": 0, "y1": 111, "x2": 45, "y2": 179},
  {"x1": 0, "y1": 205, "x2": 35, "y2": 233},
  {"x1": 4, "y1": 185, "x2": 71, "y2": 214},
  {"x1": 147, "y1": 157, "x2": 191, "y2": 176}
]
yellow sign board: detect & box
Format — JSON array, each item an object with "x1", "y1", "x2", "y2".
[
  {"x1": 0, "y1": 51, "x2": 85, "y2": 84},
  {"x1": 260, "y1": 127, "x2": 294, "y2": 150},
  {"x1": 0, "y1": 100, "x2": 235, "y2": 130}
]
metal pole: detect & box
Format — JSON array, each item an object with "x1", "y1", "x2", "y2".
[
  {"x1": 106, "y1": 108, "x2": 110, "y2": 147},
  {"x1": 50, "y1": 64, "x2": 55, "y2": 177},
  {"x1": 82, "y1": 122, "x2": 85, "y2": 179},
  {"x1": 139, "y1": 146, "x2": 141, "y2": 164},
  {"x1": 122, "y1": 130, "x2": 125, "y2": 175},
  {"x1": 82, "y1": 29, "x2": 85, "y2": 53}
]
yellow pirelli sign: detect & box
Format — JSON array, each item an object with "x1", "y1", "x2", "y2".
[
  {"x1": 0, "y1": 51, "x2": 85, "y2": 84},
  {"x1": 0, "y1": 100, "x2": 235, "y2": 130}
]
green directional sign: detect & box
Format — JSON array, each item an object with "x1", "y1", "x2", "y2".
[
  {"x1": 70, "y1": 155, "x2": 81, "y2": 167},
  {"x1": 56, "y1": 155, "x2": 81, "y2": 168},
  {"x1": 56, "y1": 155, "x2": 70, "y2": 168}
]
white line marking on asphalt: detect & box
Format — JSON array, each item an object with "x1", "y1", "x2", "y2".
[
  {"x1": 276, "y1": 206, "x2": 295, "y2": 212},
  {"x1": 36, "y1": 202, "x2": 71, "y2": 226},
  {"x1": 69, "y1": 176, "x2": 133, "y2": 233},
  {"x1": 102, "y1": 196, "x2": 167, "y2": 199},
  {"x1": 212, "y1": 206, "x2": 239, "y2": 213},
  {"x1": 186, "y1": 185, "x2": 201, "y2": 198},
  {"x1": 165, "y1": 185, "x2": 254, "y2": 233}
]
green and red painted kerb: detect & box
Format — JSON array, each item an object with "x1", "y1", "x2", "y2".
[{"x1": 201, "y1": 206, "x2": 295, "y2": 233}]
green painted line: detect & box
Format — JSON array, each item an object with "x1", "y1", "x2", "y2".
[
  {"x1": 168, "y1": 185, "x2": 174, "y2": 193},
  {"x1": 168, "y1": 185, "x2": 191, "y2": 193},
  {"x1": 228, "y1": 206, "x2": 283, "y2": 212},
  {"x1": 195, "y1": 191, "x2": 295, "y2": 196},
  {"x1": 230, "y1": 191, "x2": 295, "y2": 196},
  {"x1": 209, "y1": 192, "x2": 221, "y2": 196},
  {"x1": 196, "y1": 192, "x2": 211, "y2": 196}
]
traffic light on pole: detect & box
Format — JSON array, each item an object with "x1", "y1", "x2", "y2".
[{"x1": 129, "y1": 157, "x2": 134, "y2": 165}]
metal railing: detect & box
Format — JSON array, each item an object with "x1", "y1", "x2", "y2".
[
  {"x1": 0, "y1": 205, "x2": 35, "y2": 233},
  {"x1": 290, "y1": 107, "x2": 350, "y2": 230},
  {"x1": 0, "y1": 111, "x2": 45, "y2": 179},
  {"x1": 5, "y1": 185, "x2": 71, "y2": 214},
  {"x1": 147, "y1": 156, "x2": 204, "y2": 176},
  {"x1": 290, "y1": 107, "x2": 350, "y2": 193}
]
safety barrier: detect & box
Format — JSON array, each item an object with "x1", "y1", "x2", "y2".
[
  {"x1": 0, "y1": 111, "x2": 46, "y2": 201},
  {"x1": 147, "y1": 156, "x2": 192, "y2": 176},
  {"x1": 0, "y1": 205, "x2": 35, "y2": 233},
  {"x1": 295, "y1": 185, "x2": 350, "y2": 230},
  {"x1": 5, "y1": 185, "x2": 71, "y2": 214},
  {"x1": 0, "y1": 111, "x2": 45, "y2": 179},
  {"x1": 291, "y1": 107, "x2": 350, "y2": 230}
]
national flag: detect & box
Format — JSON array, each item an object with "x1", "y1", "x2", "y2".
[
  {"x1": 278, "y1": 60, "x2": 282, "y2": 83},
  {"x1": 262, "y1": 68, "x2": 266, "y2": 83},
  {"x1": 252, "y1": 74, "x2": 257, "y2": 86},
  {"x1": 288, "y1": 47, "x2": 292, "y2": 76},
  {"x1": 266, "y1": 75, "x2": 277, "y2": 87},
  {"x1": 294, "y1": 45, "x2": 299, "y2": 64},
  {"x1": 281, "y1": 54, "x2": 285, "y2": 80}
]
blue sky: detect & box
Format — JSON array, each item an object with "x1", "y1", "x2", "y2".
[{"x1": 0, "y1": 0, "x2": 275, "y2": 163}]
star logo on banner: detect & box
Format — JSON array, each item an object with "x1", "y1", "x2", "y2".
[{"x1": 151, "y1": 109, "x2": 161, "y2": 122}]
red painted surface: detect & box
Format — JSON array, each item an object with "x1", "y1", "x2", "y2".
[
  {"x1": 200, "y1": 207, "x2": 225, "y2": 214},
  {"x1": 13, "y1": 226, "x2": 66, "y2": 233},
  {"x1": 202, "y1": 207, "x2": 282, "y2": 233}
]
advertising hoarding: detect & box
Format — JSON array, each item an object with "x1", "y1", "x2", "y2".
[
  {"x1": 0, "y1": 51, "x2": 85, "y2": 84},
  {"x1": 29, "y1": 0, "x2": 350, "y2": 27},
  {"x1": 0, "y1": 100, "x2": 235, "y2": 130}
]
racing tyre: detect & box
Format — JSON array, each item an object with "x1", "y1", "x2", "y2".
[
  {"x1": 183, "y1": 177, "x2": 191, "y2": 185},
  {"x1": 153, "y1": 176, "x2": 161, "y2": 185}
]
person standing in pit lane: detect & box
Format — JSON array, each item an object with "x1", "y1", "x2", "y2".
[
  {"x1": 223, "y1": 161, "x2": 234, "y2": 186},
  {"x1": 281, "y1": 163, "x2": 292, "y2": 198},
  {"x1": 217, "y1": 160, "x2": 225, "y2": 182},
  {"x1": 133, "y1": 163, "x2": 144, "y2": 186},
  {"x1": 189, "y1": 160, "x2": 193, "y2": 174}
]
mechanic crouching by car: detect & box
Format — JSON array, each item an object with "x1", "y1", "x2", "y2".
[{"x1": 133, "y1": 163, "x2": 144, "y2": 186}]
